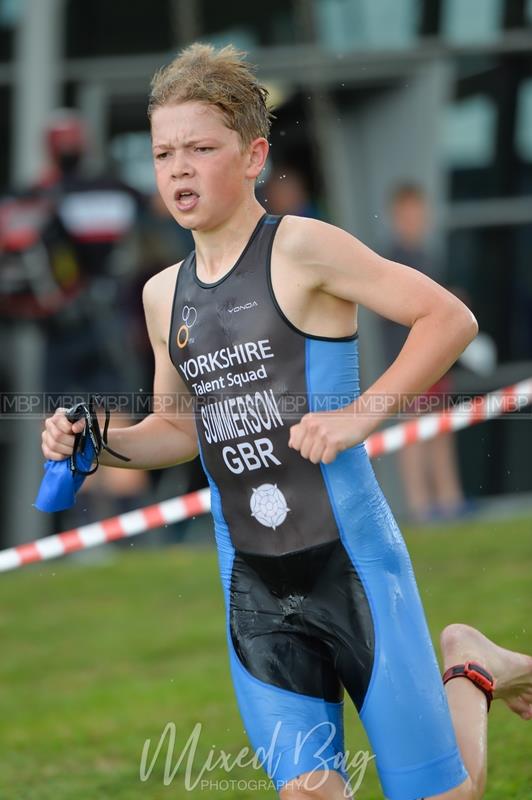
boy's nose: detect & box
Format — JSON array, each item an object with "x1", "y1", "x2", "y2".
[{"x1": 171, "y1": 154, "x2": 193, "y2": 179}]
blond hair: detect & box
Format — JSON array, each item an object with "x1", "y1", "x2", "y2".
[{"x1": 148, "y1": 43, "x2": 274, "y2": 147}]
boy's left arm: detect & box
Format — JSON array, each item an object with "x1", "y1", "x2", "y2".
[{"x1": 285, "y1": 217, "x2": 478, "y2": 465}]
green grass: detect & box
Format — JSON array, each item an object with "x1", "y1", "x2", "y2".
[{"x1": 0, "y1": 518, "x2": 531, "y2": 799}]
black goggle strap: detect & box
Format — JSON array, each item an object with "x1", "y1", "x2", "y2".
[
  {"x1": 66, "y1": 396, "x2": 131, "y2": 477},
  {"x1": 99, "y1": 402, "x2": 132, "y2": 462},
  {"x1": 67, "y1": 403, "x2": 99, "y2": 477}
]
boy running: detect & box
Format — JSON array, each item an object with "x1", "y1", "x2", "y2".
[{"x1": 42, "y1": 44, "x2": 532, "y2": 800}]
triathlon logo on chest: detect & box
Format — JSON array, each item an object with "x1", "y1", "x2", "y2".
[{"x1": 177, "y1": 305, "x2": 197, "y2": 349}]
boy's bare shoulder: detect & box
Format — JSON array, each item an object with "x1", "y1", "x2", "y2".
[
  {"x1": 143, "y1": 261, "x2": 183, "y2": 308},
  {"x1": 275, "y1": 214, "x2": 343, "y2": 261},
  {"x1": 276, "y1": 213, "x2": 323, "y2": 245},
  {"x1": 142, "y1": 261, "x2": 183, "y2": 343}
]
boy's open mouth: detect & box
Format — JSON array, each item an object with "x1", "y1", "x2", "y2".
[{"x1": 174, "y1": 189, "x2": 199, "y2": 211}]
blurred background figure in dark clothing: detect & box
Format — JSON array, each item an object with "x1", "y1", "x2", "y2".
[
  {"x1": 0, "y1": 109, "x2": 152, "y2": 532},
  {"x1": 382, "y1": 184, "x2": 467, "y2": 523},
  {"x1": 37, "y1": 109, "x2": 145, "y2": 396},
  {"x1": 263, "y1": 163, "x2": 320, "y2": 218},
  {"x1": 0, "y1": 109, "x2": 145, "y2": 393}
]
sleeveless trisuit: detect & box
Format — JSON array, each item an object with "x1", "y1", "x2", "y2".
[{"x1": 168, "y1": 214, "x2": 468, "y2": 800}]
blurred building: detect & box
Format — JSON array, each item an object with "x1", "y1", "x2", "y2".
[{"x1": 1, "y1": 0, "x2": 532, "y2": 543}]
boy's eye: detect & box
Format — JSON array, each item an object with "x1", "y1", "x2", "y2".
[
  {"x1": 155, "y1": 152, "x2": 168, "y2": 160},
  {"x1": 195, "y1": 147, "x2": 213, "y2": 153}
]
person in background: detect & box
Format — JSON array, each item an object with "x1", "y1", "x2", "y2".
[
  {"x1": 36, "y1": 110, "x2": 150, "y2": 527},
  {"x1": 382, "y1": 184, "x2": 467, "y2": 523},
  {"x1": 263, "y1": 163, "x2": 320, "y2": 218}
]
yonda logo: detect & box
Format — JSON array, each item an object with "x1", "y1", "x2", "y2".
[{"x1": 228, "y1": 301, "x2": 258, "y2": 313}]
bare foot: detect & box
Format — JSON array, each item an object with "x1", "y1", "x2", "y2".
[{"x1": 440, "y1": 623, "x2": 532, "y2": 720}]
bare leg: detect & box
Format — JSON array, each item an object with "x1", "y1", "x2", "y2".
[
  {"x1": 398, "y1": 441, "x2": 432, "y2": 520},
  {"x1": 428, "y1": 434, "x2": 464, "y2": 514},
  {"x1": 278, "y1": 626, "x2": 532, "y2": 800},
  {"x1": 426, "y1": 624, "x2": 532, "y2": 800}
]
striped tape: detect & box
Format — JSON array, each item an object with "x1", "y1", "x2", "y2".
[
  {"x1": 365, "y1": 378, "x2": 532, "y2": 458},
  {"x1": 0, "y1": 488, "x2": 211, "y2": 573}
]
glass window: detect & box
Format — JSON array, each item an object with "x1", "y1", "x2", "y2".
[
  {"x1": 515, "y1": 78, "x2": 532, "y2": 161},
  {"x1": 443, "y1": 96, "x2": 496, "y2": 168},
  {"x1": 0, "y1": 0, "x2": 20, "y2": 62},
  {"x1": 448, "y1": 222, "x2": 532, "y2": 359},
  {"x1": 513, "y1": 223, "x2": 532, "y2": 358},
  {"x1": 0, "y1": 86, "x2": 11, "y2": 189},
  {"x1": 441, "y1": 0, "x2": 503, "y2": 44},
  {"x1": 200, "y1": 28, "x2": 258, "y2": 51},
  {"x1": 447, "y1": 225, "x2": 512, "y2": 357},
  {"x1": 314, "y1": 0, "x2": 421, "y2": 52},
  {"x1": 65, "y1": 0, "x2": 173, "y2": 58},
  {"x1": 110, "y1": 131, "x2": 155, "y2": 194},
  {"x1": 107, "y1": 94, "x2": 155, "y2": 192},
  {"x1": 446, "y1": 221, "x2": 532, "y2": 497},
  {"x1": 200, "y1": 0, "x2": 299, "y2": 47}
]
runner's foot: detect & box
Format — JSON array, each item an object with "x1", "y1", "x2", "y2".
[{"x1": 440, "y1": 623, "x2": 532, "y2": 720}]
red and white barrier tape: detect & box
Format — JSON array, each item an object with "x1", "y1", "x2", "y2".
[
  {"x1": 1, "y1": 378, "x2": 531, "y2": 573},
  {"x1": 0, "y1": 488, "x2": 211, "y2": 573},
  {"x1": 365, "y1": 377, "x2": 532, "y2": 458}
]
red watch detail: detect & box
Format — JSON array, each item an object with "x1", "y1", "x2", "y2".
[{"x1": 442, "y1": 661, "x2": 495, "y2": 711}]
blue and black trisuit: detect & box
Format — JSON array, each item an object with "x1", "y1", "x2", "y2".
[{"x1": 169, "y1": 214, "x2": 468, "y2": 800}]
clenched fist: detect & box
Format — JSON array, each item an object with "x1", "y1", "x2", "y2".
[
  {"x1": 41, "y1": 409, "x2": 86, "y2": 461},
  {"x1": 288, "y1": 410, "x2": 369, "y2": 465}
]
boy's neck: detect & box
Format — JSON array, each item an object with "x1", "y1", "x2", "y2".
[{"x1": 192, "y1": 199, "x2": 266, "y2": 279}]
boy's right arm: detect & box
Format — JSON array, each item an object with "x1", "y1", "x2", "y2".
[{"x1": 41, "y1": 264, "x2": 199, "y2": 470}]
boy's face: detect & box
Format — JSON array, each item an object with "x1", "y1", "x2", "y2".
[{"x1": 151, "y1": 101, "x2": 266, "y2": 232}]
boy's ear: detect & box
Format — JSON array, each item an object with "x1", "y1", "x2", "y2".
[{"x1": 246, "y1": 137, "x2": 269, "y2": 179}]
